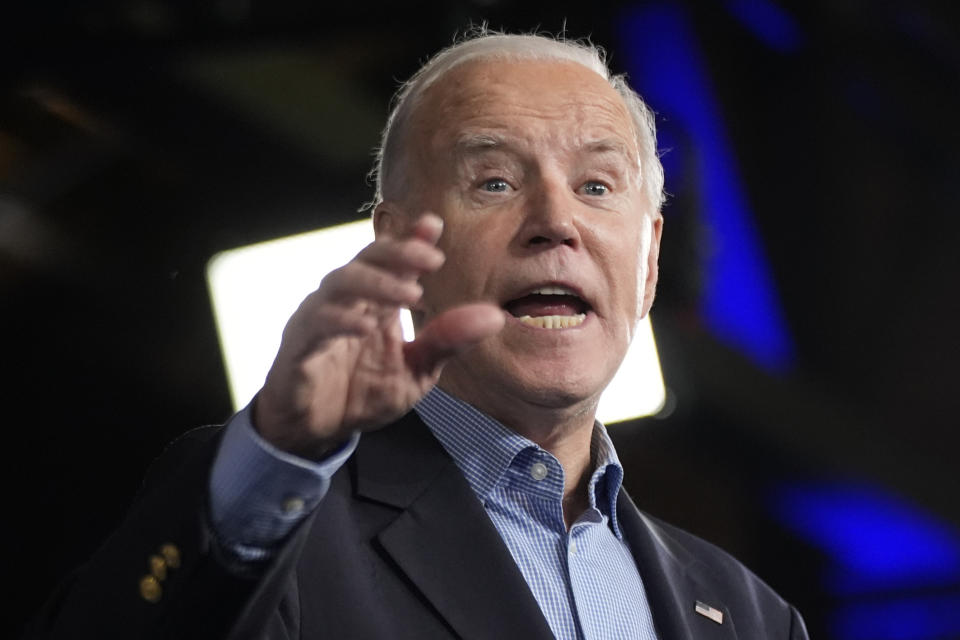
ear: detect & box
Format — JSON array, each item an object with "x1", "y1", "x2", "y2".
[
  {"x1": 372, "y1": 201, "x2": 408, "y2": 239},
  {"x1": 639, "y1": 214, "x2": 663, "y2": 319},
  {"x1": 372, "y1": 201, "x2": 427, "y2": 327}
]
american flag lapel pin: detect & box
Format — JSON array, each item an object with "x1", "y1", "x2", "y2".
[{"x1": 695, "y1": 600, "x2": 724, "y2": 624}]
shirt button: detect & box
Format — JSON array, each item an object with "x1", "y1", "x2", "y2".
[
  {"x1": 569, "y1": 541, "x2": 578, "y2": 554},
  {"x1": 282, "y1": 496, "x2": 306, "y2": 515},
  {"x1": 530, "y1": 462, "x2": 548, "y2": 481}
]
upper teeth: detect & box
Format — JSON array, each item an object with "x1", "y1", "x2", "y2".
[{"x1": 530, "y1": 286, "x2": 576, "y2": 296}]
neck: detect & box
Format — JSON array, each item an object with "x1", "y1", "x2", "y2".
[{"x1": 437, "y1": 381, "x2": 598, "y2": 529}]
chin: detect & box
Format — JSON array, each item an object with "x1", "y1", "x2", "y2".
[
  {"x1": 513, "y1": 384, "x2": 600, "y2": 417},
  {"x1": 442, "y1": 335, "x2": 624, "y2": 415},
  {"x1": 486, "y1": 349, "x2": 614, "y2": 412},
  {"x1": 520, "y1": 370, "x2": 606, "y2": 407}
]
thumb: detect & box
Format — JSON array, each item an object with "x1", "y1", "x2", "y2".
[{"x1": 403, "y1": 303, "x2": 505, "y2": 376}]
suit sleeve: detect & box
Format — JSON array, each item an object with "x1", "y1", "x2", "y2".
[
  {"x1": 209, "y1": 407, "x2": 358, "y2": 564},
  {"x1": 789, "y1": 603, "x2": 810, "y2": 640},
  {"x1": 24, "y1": 424, "x2": 317, "y2": 640}
]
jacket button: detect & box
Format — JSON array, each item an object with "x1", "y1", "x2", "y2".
[
  {"x1": 160, "y1": 543, "x2": 181, "y2": 569},
  {"x1": 139, "y1": 575, "x2": 162, "y2": 603},
  {"x1": 149, "y1": 555, "x2": 167, "y2": 581}
]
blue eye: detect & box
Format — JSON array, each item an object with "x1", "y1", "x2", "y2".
[
  {"x1": 582, "y1": 181, "x2": 609, "y2": 196},
  {"x1": 482, "y1": 178, "x2": 510, "y2": 193}
]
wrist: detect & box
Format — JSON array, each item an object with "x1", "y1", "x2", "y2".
[{"x1": 251, "y1": 394, "x2": 346, "y2": 462}]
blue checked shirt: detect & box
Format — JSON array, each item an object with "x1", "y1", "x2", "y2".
[
  {"x1": 416, "y1": 388, "x2": 657, "y2": 640},
  {"x1": 210, "y1": 389, "x2": 657, "y2": 639}
]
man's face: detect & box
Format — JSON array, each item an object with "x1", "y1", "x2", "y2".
[{"x1": 386, "y1": 58, "x2": 661, "y2": 423}]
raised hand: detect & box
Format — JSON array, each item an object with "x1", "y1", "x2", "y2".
[{"x1": 253, "y1": 213, "x2": 504, "y2": 460}]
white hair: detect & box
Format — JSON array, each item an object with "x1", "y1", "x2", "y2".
[{"x1": 368, "y1": 29, "x2": 665, "y2": 215}]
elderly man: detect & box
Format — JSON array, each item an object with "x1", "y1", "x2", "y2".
[{"x1": 34, "y1": 33, "x2": 808, "y2": 639}]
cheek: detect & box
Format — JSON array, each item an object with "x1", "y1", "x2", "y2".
[
  {"x1": 420, "y1": 236, "x2": 489, "y2": 311},
  {"x1": 595, "y1": 224, "x2": 646, "y2": 317},
  {"x1": 437, "y1": 214, "x2": 510, "y2": 280}
]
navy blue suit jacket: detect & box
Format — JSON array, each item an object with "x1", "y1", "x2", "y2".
[{"x1": 32, "y1": 411, "x2": 808, "y2": 639}]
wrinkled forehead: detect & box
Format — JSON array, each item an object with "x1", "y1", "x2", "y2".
[{"x1": 409, "y1": 58, "x2": 639, "y2": 157}]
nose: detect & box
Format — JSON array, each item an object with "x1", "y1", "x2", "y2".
[{"x1": 519, "y1": 177, "x2": 581, "y2": 250}]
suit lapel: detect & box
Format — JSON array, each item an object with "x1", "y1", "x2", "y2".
[
  {"x1": 355, "y1": 412, "x2": 554, "y2": 640},
  {"x1": 618, "y1": 492, "x2": 738, "y2": 640}
]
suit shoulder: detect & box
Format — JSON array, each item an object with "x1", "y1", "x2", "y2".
[
  {"x1": 645, "y1": 512, "x2": 783, "y2": 594},
  {"x1": 140, "y1": 424, "x2": 224, "y2": 489},
  {"x1": 635, "y1": 510, "x2": 809, "y2": 639}
]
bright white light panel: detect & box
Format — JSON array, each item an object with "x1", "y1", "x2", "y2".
[{"x1": 206, "y1": 218, "x2": 665, "y2": 423}]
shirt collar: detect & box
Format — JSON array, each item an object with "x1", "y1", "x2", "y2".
[
  {"x1": 415, "y1": 387, "x2": 532, "y2": 503},
  {"x1": 588, "y1": 420, "x2": 626, "y2": 538},
  {"x1": 415, "y1": 387, "x2": 626, "y2": 539}
]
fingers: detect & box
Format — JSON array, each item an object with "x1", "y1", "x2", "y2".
[
  {"x1": 287, "y1": 213, "x2": 447, "y2": 351},
  {"x1": 291, "y1": 301, "x2": 379, "y2": 340},
  {"x1": 320, "y1": 261, "x2": 423, "y2": 307},
  {"x1": 353, "y1": 233, "x2": 445, "y2": 280},
  {"x1": 320, "y1": 213, "x2": 445, "y2": 304},
  {"x1": 404, "y1": 303, "x2": 505, "y2": 375},
  {"x1": 407, "y1": 213, "x2": 444, "y2": 244}
]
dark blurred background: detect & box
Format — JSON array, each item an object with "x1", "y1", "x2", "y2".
[{"x1": 3, "y1": 1, "x2": 959, "y2": 638}]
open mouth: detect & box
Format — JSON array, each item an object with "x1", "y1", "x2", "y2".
[{"x1": 502, "y1": 285, "x2": 591, "y2": 329}]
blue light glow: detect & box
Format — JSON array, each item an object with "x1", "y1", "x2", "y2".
[
  {"x1": 619, "y1": 4, "x2": 793, "y2": 370},
  {"x1": 833, "y1": 594, "x2": 960, "y2": 640},
  {"x1": 773, "y1": 483, "x2": 960, "y2": 594},
  {"x1": 723, "y1": 0, "x2": 804, "y2": 53}
]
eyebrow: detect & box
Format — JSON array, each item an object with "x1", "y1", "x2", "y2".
[
  {"x1": 453, "y1": 133, "x2": 511, "y2": 156},
  {"x1": 582, "y1": 138, "x2": 633, "y2": 160}
]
